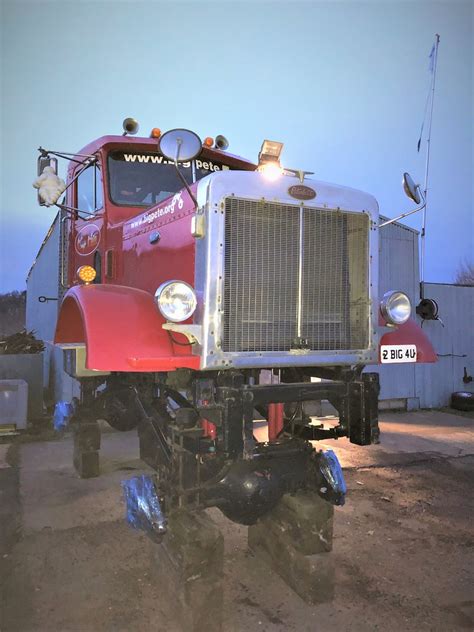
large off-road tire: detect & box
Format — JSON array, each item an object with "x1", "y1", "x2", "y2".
[{"x1": 451, "y1": 391, "x2": 474, "y2": 412}]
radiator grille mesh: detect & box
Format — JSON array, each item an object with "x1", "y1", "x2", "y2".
[{"x1": 223, "y1": 197, "x2": 369, "y2": 353}]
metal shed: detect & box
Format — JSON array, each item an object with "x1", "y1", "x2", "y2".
[
  {"x1": 374, "y1": 220, "x2": 473, "y2": 409},
  {"x1": 415, "y1": 283, "x2": 474, "y2": 408},
  {"x1": 375, "y1": 219, "x2": 420, "y2": 408}
]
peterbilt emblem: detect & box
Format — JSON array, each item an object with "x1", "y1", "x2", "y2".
[
  {"x1": 288, "y1": 185, "x2": 317, "y2": 201},
  {"x1": 75, "y1": 224, "x2": 101, "y2": 256}
]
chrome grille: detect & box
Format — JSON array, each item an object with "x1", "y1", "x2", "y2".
[{"x1": 223, "y1": 197, "x2": 369, "y2": 353}]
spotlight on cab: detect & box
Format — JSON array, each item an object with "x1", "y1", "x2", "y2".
[
  {"x1": 214, "y1": 135, "x2": 229, "y2": 150},
  {"x1": 122, "y1": 117, "x2": 139, "y2": 136},
  {"x1": 257, "y1": 139, "x2": 284, "y2": 181}
]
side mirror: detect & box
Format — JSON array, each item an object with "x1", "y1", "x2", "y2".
[
  {"x1": 402, "y1": 172, "x2": 421, "y2": 205},
  {"x1": 159, "y1": 128, "x2": 202, "y2": 163},
  {"x1": 37, "y1": 154, "x2": 58, "y2": 177},
  {"x1": 158, "y1": 129, "x2": 202, "y2": 209},
  {"x1": 379, "y1": 173, "x2": 426, "y2": 228},
  {"x1": 36, "y1": 155, "x2": 58, "y2": 206}
]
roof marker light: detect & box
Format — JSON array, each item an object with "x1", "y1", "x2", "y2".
[
  {"x1": 203, "y1": 137, "x2": 214, "y2": 148},
  {"x1": 150, "y1": 128, "x2": 161, "y2": 139}
]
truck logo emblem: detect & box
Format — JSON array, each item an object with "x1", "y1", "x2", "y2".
[
  {"x1": 288, "y1": 185, "x2": 317, "y2": 201},
  {"x1": 75, "y1": 224, "x2": 101, "y2": 256}
]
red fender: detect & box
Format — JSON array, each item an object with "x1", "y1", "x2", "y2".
[
  {"x1": 54, "y1": 284, "x2": 200, "y2": 372},
  {"x1": 379, "y1": 318, "x2": 437, "y2": 363}
]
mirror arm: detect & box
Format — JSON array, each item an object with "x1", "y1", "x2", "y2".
[
  {"x1": 379, "y1": 202, "x2": 426, "y2": 228},
  {"x1": 173, "y1": 159, "x2": 198, "y2": 208},
  {"x1": 380, "y1": 187, "x2": 425, "y2": 228},
  {"x1": 52, "y1": 157, "x2": 96, "y2": 202},
  {"x1": 38, "y1": 147, "x2": 97, "y2": 166},
  {"x1": 55, "y1": 203, "x2": 96, "y2": 218},
  {"x1": 42, "y1": 158, "x2": 97, "y2": 216}
]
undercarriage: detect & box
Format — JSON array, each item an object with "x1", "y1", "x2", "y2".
[{"x1": 72, "y1": 367, "x2": 380, "y2": 530}]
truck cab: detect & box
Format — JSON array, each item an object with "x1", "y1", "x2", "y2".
[
  {"x1": 31, "y1": 121, "x2": 436, "y2": 528},
  {"x1": 65, "y1": 134, "x2": 255, "y2": 295}
]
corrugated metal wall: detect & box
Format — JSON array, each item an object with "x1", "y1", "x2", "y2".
[
  {"x1": 373, "y1": 220, "x2": 473, "y2": 409},
  {"x1": 415, "y1": 284, "x2": 474, "y2": 408}
]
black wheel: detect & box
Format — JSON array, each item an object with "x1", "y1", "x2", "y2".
[
  {"x1": 102, "y1": 387, "x2": 139, "y2": 431},
  {"x1": 451, "y1": 391, "x2": 474, "y2": 412}
]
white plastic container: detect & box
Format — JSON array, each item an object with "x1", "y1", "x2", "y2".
[{"x1": 0, "y1": 379, "x2": 28, "y2": 430}]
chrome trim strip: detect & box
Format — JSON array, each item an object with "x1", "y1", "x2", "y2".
[{"x1": 296, "y1": 205, "x2": 304, "y2": 339}]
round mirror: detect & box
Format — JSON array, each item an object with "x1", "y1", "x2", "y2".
[
  {"x1": 158, "y1": 129, "x2": 202, "y2": 163},
  {"x1": 402, "y1": 172, "x2": 421, "y2": 205}
]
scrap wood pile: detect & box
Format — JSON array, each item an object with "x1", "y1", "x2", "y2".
[{"x1": 0, "y1": 329, "x2": 45, "y2": 355}]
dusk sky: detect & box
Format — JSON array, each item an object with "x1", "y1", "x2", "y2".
[{"x1": 1, "y1": 0, "x2": 472, "y2": 293}]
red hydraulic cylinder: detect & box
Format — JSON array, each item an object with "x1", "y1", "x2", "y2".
[
  {"x1": 201, "y1": 419, "x2": 217, "y2": 440},
  {"x1": 267, "y1": 403, "x2": 284, "y2": 442}
]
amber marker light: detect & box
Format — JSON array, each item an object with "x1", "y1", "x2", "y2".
[
  {"x1": 203, "y1": 136, "x2": 214, "y2": 148},
  {"x1": 77, "y1": 265, "x2": 96, "y2": 284},
  {"x1": 150, "y1": 128, "x2": 161, "y2": 138}
]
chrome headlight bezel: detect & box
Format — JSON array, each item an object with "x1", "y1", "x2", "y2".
[
  {"x1": 380, "y1": 290, "x2": 411, "y2": 326},
  {"x1": 155, "y1": 280, "x2": 197, "y2": 323}
]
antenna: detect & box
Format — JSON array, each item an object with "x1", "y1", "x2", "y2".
[{"x1": 419, "y1": 34, "x2": 440, "y2": 299}]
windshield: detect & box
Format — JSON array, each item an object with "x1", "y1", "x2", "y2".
[
  {"x1": 108, "y1": 149, "x2": 249, "y2": 207},
  {"x1": 108, "y1": 150, "x2": 193, "y2": 206}
]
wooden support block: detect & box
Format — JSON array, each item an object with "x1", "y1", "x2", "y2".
[
  {"x1": 72, "y1": 419, "x2": 101, "y2": 478},
  {"x1": 248, "y1": 491, "x2": 334, "y2": 604},
  {"x1": 72, "y1": 420, "x2": 101, "y2": 452},
  {"x1": 266, "y1": 491, "x2": 334, "y2": 555},
  {"x1": 151, "y1": 509, "x2": 224, "y2": 632},
  {"x1": 73, "y1": 447, "x2": 99, "y2": 478}
]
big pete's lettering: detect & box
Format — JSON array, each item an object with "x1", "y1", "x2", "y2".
[
  {"x1": 130, "y1": 193, "x2": 184, "y2": 229},
  {"x1": 123, "y1": 153, "x2": 230, "y2": 173}
]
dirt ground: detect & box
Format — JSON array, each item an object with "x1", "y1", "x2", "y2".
[{"x1": 1, "y1": 409, "x2": 473, "y2": 632}]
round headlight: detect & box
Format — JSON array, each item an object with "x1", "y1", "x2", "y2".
[
  {"x1": 155, "y1": 281, "x2": 197, "y2": 323},
  {"x1": 380, "y1": 291, "x2": 411, "y2": 325}
]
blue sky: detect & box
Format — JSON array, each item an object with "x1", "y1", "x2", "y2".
[{"x1": 1, "y1": 0, "x2": 472, "y2": 292}]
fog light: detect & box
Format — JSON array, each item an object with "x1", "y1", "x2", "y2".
[{"x1": 380, "y1": 291, "x2": 411, "y2": 325}]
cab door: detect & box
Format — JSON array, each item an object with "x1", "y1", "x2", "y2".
[{"x1": 70, "y1": 161, "x2": 105, "y2": 284}]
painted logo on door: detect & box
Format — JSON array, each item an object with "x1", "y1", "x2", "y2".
[
  {"x1": 288, "y1": 185, "x2": 317, "y2": 201},
  {"x1": 75, "y1": 224, "x2": 101, "y2": 256}
]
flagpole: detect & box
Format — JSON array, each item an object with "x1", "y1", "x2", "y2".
[{"x1": 420, "y1": 33, "x2": 440, "y2": 299}]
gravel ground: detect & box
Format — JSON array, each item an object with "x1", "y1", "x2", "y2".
[{"x1": 1, "y1": 411, "x2": 473, "y2": 632}]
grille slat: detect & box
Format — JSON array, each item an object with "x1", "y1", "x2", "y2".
[{"x1": 223, "y1": 198, "x2": 369, "y2": 353}]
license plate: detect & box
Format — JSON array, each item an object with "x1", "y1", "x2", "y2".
[{"x1": 380, "y1": 344, "x2": 417, "y2": 364}]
